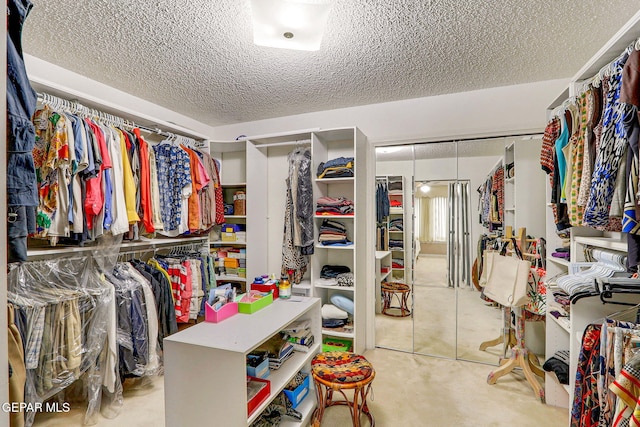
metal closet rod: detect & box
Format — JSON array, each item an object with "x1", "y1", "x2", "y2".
[{"x1": 36, "y1": 91, "x2": 206, "y2": 147}]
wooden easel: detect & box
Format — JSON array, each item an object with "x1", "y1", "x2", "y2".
[{"x1": 483, "y1": 226, "x2": 545, "y2": 402}]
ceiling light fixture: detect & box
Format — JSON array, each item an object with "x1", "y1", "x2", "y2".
[
  {"x1": 420, "y1": 184, "x2": 431, "y2": 193},
  {"x1": 250, "y1": 0, "x2": 334, "y2": 51}
]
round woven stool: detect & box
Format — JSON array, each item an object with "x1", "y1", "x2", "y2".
[
  {"x1": 381, "y1": 281, "x2": 411, "y2": 317},
  {"x1": 311, "y1": 351, "x2": 375, "y2": 427}
]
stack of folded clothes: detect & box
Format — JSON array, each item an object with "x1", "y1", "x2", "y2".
[
  {"x1": 392, "y1": 258, "x2": 404, "y2": 269},
  {"x1": 321, "y1": 304, "x2": 349, "y2": 329},
  {"x1": 317, "y1": 157, "x2": 354, "y2": 179},
  {"x1": 551, "y1": 247, "x2": 570, "y2": 259},
  {"x1": 389, "y1": 218, "x2": 403, "y2": 232},
  {"x1": 316, "y1": 196, "x2": 354, "y2": 215},
  {"x1": 318, "y1": 219, "x2": 352, "y2": 246},
  {"x1": 389, "y1": 239, "x2": 403, "y2": 250},
  {"x1": 390, "y1": 199, "x2": 402, "y2": 208},
  {"x1": 320, "y1": 264, "x2": 351, "y2": 279}
]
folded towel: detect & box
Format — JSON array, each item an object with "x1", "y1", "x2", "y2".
[{"x1": 321, "y1": 304, "x2": 348, "y2": 320}]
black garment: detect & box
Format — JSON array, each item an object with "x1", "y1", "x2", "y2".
[
  {"x1": 320, "y1": 265, "x2": 351, "y2": 279},
  {"x1": 131, "y1": 260, "x2": 178, "y2": 345}
]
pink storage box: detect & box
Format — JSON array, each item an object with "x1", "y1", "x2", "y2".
[{"x1": 204, "y1": 301, "x2": 238, "y2": 323}]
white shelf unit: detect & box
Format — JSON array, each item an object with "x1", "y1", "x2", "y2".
[
  {"x1": 311, "y1": 128, "x2": 369, "y2": 353},
  {"x1": 210, "y1": 141, "x2": 248, "y2": 287},
  {"x1": 164, "y1": 297, "x2": 321, "y2": 426},
  {"x1": 502, "y1": 138, "x2": 546, "y2": 239},
  {"x1": 376, "y1": 175, "x2": 412, "y2": 284},
  {"x1": 375, "y1": 250, "x2": 392, "y2": 314},
  {"x1": 544, "y1": 230, "x2": 638, "y2": 412},
  {"x1": 243, "y1": 128, "x2": 371, "y2": 354}
]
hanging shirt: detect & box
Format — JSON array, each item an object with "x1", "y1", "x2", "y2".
[
  {"x1": 48, "y1": 112, "x2": 73, "y2": 240},
  {"x1": 104, "y1": 127, "x2": 129, "y2": 236},
  {"x1": 134, "y1": 129, "x2": 155, "y2": 233},
  {"x1": 83, "y1": 119, "x2": 103, "y2": 232},
  {"x1": 181, "y1": 145, "x2": 210, "y2": 232},
  {"x1": 153, "y1": 143, "x2": 191, "y2": 233},
  {"x1": 118, "y1": 129, "x2": 141, "y2": 224},
  {"x1": 32, "y1": 108, "x2": 58, "y2": 236},
  {"x1": 196, "y1": 150, "x2": 217, "y2": 231},
  {"x1": 555, "y1": 112, "x2": 570, "y2": 203},
  {"x1": 148, "y1": 147, "x2": 164, "y2": 231}
]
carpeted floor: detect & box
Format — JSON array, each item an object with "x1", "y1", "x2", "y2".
[
  {"x1": 32, "y1": 348, "x2": 567, "y2": 426},
  {"x1": 32, "y1": 255, "x2": 565, "y2": 426},
  {"x1": 376, "y1": 254, "x2": 504, "y2": 363}
]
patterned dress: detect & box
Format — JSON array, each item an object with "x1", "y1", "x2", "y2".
[
  {"x1": 584, "y1": 54, "x2": 630, "y2": 228},
  {"x1": 572, "y1": 324, "x2": 603, "y2": 427}
]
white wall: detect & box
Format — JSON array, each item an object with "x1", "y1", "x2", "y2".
[
  {"x1": 211, "y1": 79, "x2": 568, "y2": 144},
  {"x1": 25, "y1": 55, "x2": 566, "y2": 149},
  {"x1": 24, "y1": 55, "x2": 219, "y2": 140}
]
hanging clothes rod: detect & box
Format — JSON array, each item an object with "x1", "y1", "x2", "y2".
[
  {"x1": 252, "y1": 139, "x2": 312, "y2": 149},
  {"x1": 36, "y1": 91, "x2": 206, "y2": 147}
]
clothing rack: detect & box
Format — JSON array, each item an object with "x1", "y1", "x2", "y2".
[
  {"x1": 570, "y1": 276, "x2": 640, "y2": 305},
  {"x1": 37, "y1": 91, "x2": 207, "y2": 149}
]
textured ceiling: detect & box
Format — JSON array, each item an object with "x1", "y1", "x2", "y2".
[{"x1": 22, "y1": 0, "x2": 640, "y2": 127}]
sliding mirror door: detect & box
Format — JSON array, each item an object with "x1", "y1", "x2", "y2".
[
  {"x1": 374, "y1": 145, "x2": 415, "y2": 352},
  {"x1": 412, "y1": 142, "x2": 458, "y2": 358},
  {"x1": 454, "y1": 138, "x2": 507, "y2": 364},
  {"x1": 374, "y1": 136, "x2": 545, "y2": 364}
]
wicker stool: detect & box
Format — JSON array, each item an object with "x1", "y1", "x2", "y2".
[
  {"x1": 381, "y1": 281, "x2": 411, "y2": 317},
  {"x1": 311, "y1": 351, "x2": 375, "y2": 427}
]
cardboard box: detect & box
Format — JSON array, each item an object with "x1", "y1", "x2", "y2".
[
  {"x1": 221, "y1": 232, "x2": 237, "y2": 242},
  {"x1": 223, "y1": 223, "x2": 242, "y2": 233},
  {"x1": 246, "y1": 357, "x2": 270, "y2": 379},
  {"x1": 224, "y1": 258, "x2": 240, "y2": 268}
]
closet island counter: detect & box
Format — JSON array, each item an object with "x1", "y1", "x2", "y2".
[{"x1": 164, "y1": 297, "x2": 321, "y2": 426}]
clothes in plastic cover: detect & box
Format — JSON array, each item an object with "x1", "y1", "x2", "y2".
[{"x1": 8, "y1": 257, "x2": 123, "y2": 426}]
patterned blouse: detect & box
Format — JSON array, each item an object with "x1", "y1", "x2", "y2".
[{"x1": 153, "y1": 143, "x2": 192, "y2": 232}]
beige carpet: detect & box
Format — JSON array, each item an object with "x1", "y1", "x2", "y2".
[
  {"x1": 32, "y1": 348, "x2": 567, "y2": 426},
  {"x1": 376, "y1": 255, "x2": 504, "y2": 363}
]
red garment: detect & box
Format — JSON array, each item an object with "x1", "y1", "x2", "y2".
[
  {"x1": 181, "y1": 145, "x2": 210, "y2": 232},
  {"x1": 213, "y1": 159, "x2": 225, "y2": 225},
  {"x1": 134, "y1": 129, "x2": 154, "y2": 233},
  {"x1": 83, "y1": 120, "x2": 112, "y2": 230}
]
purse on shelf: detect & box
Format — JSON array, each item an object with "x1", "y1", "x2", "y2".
[{"x1": 482, "y1": 238, "x2": 532, "y2": 308}]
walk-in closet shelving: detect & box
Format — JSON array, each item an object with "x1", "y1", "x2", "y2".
[
  {"x1": 239, "y1": 127, "x2": 370, "y2": 353},
  {"x1": 375, "y1": 175, "x2": 412, "y2": 284},
  {"x1": 542, "y1": 9, "x2": 640, "y2": 412},
  {"x1": 210, "y1": 141, "x2": 248, "y2": 287}
]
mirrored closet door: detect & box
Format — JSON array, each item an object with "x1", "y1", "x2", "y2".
[{"x1": 374, "y1": 136, "x2": 544, "y2": 364}]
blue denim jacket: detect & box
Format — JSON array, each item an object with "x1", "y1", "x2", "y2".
[{"x1": 7, "y1": 0, "x2": 38, "y2": 207}]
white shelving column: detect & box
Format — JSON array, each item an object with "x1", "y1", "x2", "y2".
[
  {"x1": 211, "y1": 140, "x2": 249, "y2": 287},
  {"x1": 311, "y1": 128, "x2": 370, "y2": 354}
]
